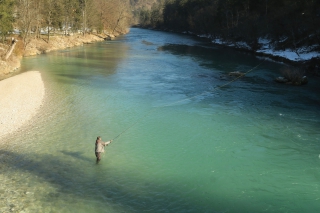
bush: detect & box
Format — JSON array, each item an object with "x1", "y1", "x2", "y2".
[{"x1": 281, "y1": 66, "x2": 306, "y2": 84}]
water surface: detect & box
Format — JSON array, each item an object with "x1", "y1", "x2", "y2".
[{"x1": 1, "y1": 28, "x2": 320, "y2": 213}]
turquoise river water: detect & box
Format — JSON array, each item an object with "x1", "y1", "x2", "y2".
[{"x1": 1, "y1": 28, "x2": 320, "y2": 213}]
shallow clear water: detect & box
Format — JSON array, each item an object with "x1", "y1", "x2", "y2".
[{"x1": 1, "y1": 28, "x2": 320, "y2": 213}]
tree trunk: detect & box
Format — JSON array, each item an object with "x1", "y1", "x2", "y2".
[
  {"x1": 112, "y1": 19, "x2": 120, "y2": 34},
  {"x1": 291, "y1": 28, "x2": 300, "y2": 57},
  {"x1": 47, "y1": 25, "x2": 50, "y2": 42},
  {"x1": 4, "y1": 38, "x2": 17, "y2": 61},
  {"x1": 83, "y1": 10, "x2": 86, "y2": 35},
  {"x1": 47, "y1": 10, "x2": 52, "y2": 43}
]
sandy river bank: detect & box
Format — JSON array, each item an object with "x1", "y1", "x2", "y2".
[{"x1": 0, "y1": 71, "x2": 45, "y2": 140}]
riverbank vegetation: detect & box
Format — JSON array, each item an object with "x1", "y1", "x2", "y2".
[
  {"x1": 0, "y1": 0, "x2": 132, "y2": 78},
  {"x1": 135, "y1": 0, "x2": 320, "y2": 75},
  {"x1": 1, "y1": 0, "x2": 131, "y2": 42},
  {"x1": 136, "y1": 0, "x2": 320, "y2": 52}
]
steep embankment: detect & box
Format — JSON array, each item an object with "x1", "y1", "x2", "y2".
[{"x1": 24, "y1": 34, "x2": 105, "y2": 56}]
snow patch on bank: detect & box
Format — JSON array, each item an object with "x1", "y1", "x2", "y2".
[{"x1": 208, "y1": 36, "x2": 319, "y2": 62}]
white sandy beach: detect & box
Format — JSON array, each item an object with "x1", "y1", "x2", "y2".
[{"x1": 0, "y1": 71, "x2": 45, "y2": 140}]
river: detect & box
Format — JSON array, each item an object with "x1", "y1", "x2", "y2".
[{"x1": 1, "y1": 28, "x2": 320, "y2": 213}]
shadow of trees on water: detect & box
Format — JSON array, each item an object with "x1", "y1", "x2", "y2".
[
  {"x1": 159, "y1": 44, "x2": 320, "y2": 112},
  {"x1": 0, "y1": 149, "x2": 266, "y2": 213}
]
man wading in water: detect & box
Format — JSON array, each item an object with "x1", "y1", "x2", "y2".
[{"x1": 95, "y1": 136, "x2": 112, "y2": 162}]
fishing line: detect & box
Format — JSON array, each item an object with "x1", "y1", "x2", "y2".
[
  {"x1": 160, "y1": 62, "x2": 262, "y2": 108},
  {"x1": 111, "y1": 62, "x2": 263, "y2": 141}
]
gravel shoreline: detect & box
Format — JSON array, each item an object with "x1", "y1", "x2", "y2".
[{"x1": 0, "y1": 71, "x2": 45, "y2": 140}]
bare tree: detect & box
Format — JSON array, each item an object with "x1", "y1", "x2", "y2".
[
  {"x1": 16, "y1": 0, "x2": 37, "y2": 48},
  {"x1": 41, "y1": 0, "x2": 56, "y2": 42},
  {"x1": 33, "y1": 0, "x2": 44, "y2": 39},
  {"x1": 79, "y1": 0, "x2": 94, "y2": 35},
  {"x1": 61, "y1": 0, "x2": 80, "y2": 35},
  {"x1": 92, "y1": 0, "x2": 130, "y2": 35},
  {"x1": 112, "y1": 0, "x2": 127, "y2": 33},
  {"x1": 4, "y1": 38, "x2": 17, "y2": 60}
]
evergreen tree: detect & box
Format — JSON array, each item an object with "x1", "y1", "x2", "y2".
[
  {"x1": 141, "y1": 0, "x2": 320, "y2": 51},
  {"x1": 0, "y1": 0, "x2": 15, "y2": 42}
]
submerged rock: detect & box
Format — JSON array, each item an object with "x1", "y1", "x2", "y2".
[
  {"x1": 104, "y1": 34, "x2": 116, "y2": 40},
  {"x1": 275, "y1": 76, "x2": 289, "y2": 83},
  {"x1": 301, "y1": 76, "x2": 308, "y2": 84},
  {"x1": 275, "y1": 76, "x2": 308, "y2": 85},
  {"x1": 228, "y1": 71, "x2": 244, "y2": 77}
]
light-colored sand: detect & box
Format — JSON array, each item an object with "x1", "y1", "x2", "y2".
[{"x1": 0, "y1": 71, "x2": 45, "y2": 140}]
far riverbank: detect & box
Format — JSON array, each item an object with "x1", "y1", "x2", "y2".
[
  {"x1": 0, "y1": 33, "x2": 116, "y2": 80},
  {"x1": 134, "y1": 26, "x2": 320, "y2": 77}
]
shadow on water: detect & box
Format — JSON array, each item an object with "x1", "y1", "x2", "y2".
[
  {"x1": 0, "y1": 149, "x2": 270, "y2": 213},
  {"x1": 19, "y1": 41, "x2": 129, "y2": 81},
  {"x1": 158, "y1": 44, "x2": 320, "y2": 111},
  {"x1": 157, "y1": 44, "x2": 267, "y2": 71},
  {"x1": 60, "y1": 151, "x2": 92, "y2": 163}
]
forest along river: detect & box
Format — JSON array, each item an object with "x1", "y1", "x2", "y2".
[{"x1": 1, "y1": 28, "x2": 320, "y2": 213}]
